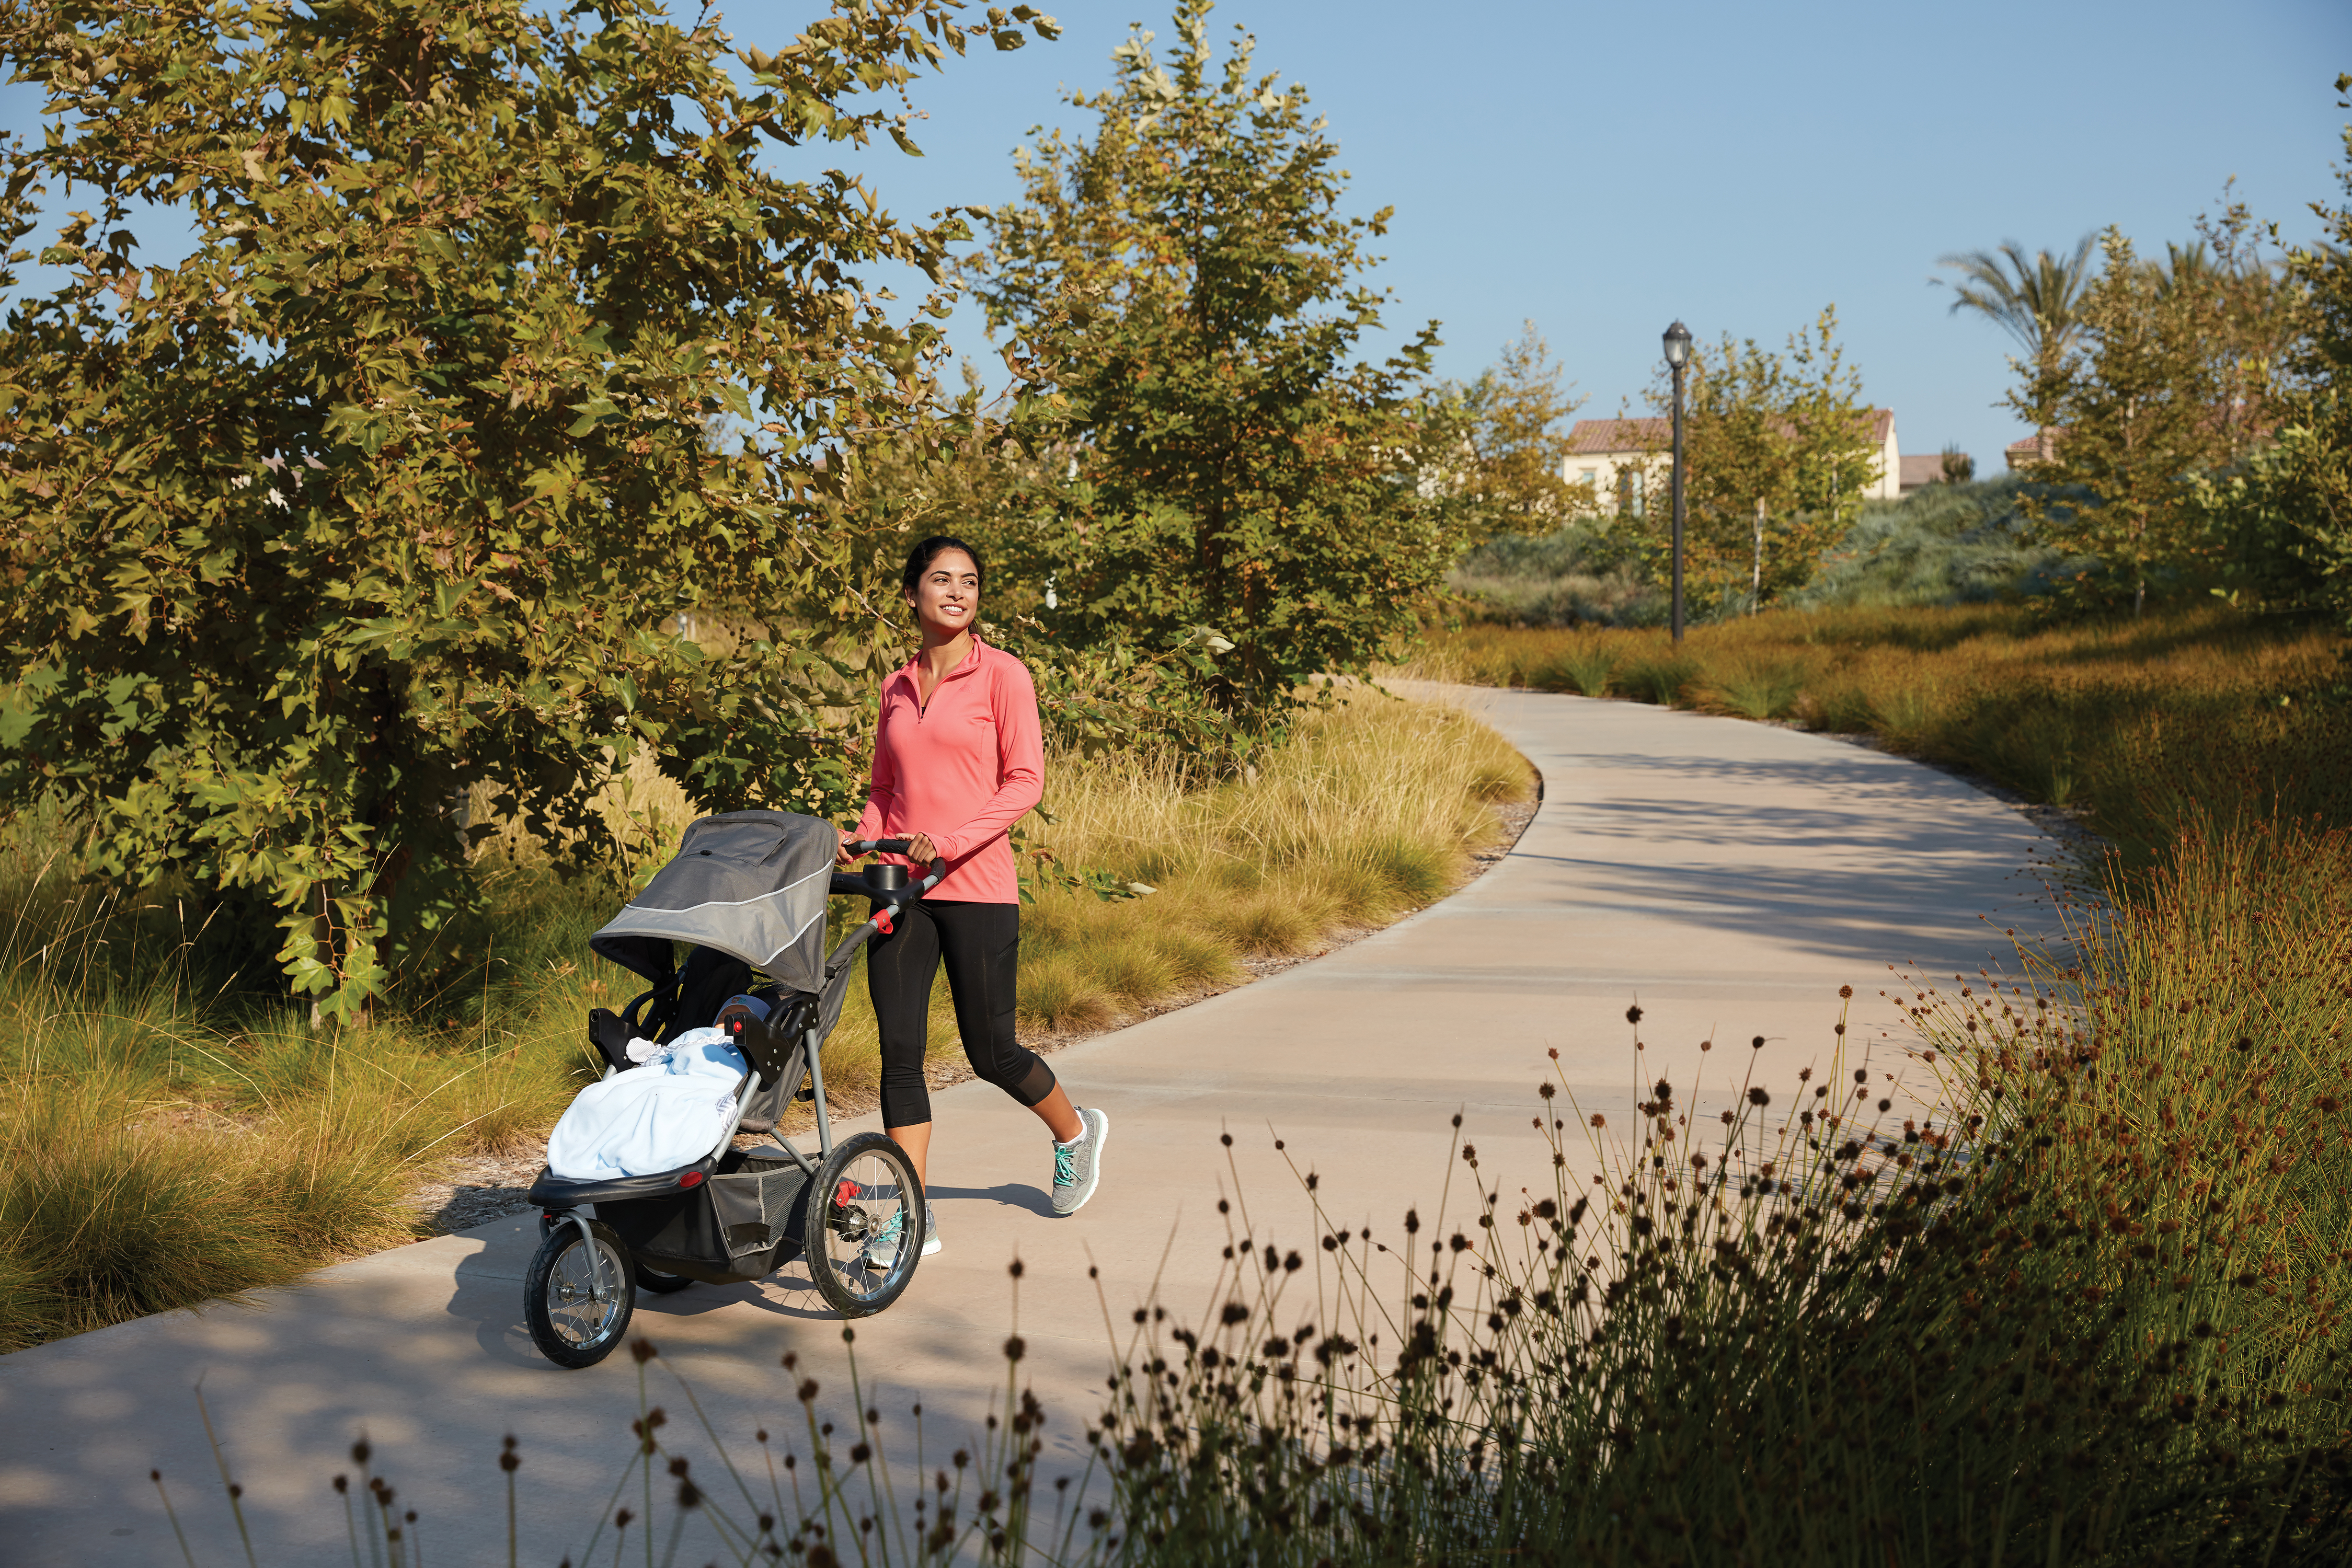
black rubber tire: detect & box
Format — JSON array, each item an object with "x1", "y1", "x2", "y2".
[
  {"x1": 524, "y1": 1218, "x2": 636, "y2": 1369},
  {"x1": 635, "y1": 1266, "x2": 694, "y2": 1295},
  {"x1": 805, "y1": 1132, "x2": 925, "y2": 1320}
]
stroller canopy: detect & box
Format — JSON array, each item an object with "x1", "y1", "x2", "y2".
[{"x1": 590, "y1": 811, "x2": 837, "y2": 995}]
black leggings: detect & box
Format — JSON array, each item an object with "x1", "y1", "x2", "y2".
[{"x1": 867, "y1": 900, "x2": 1056, "y2": 1127}]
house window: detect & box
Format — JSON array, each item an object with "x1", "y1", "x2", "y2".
[
  {"x1": 1620, "y1": 467, "x2": 1645, "y2": 517},
  {"x1": 1578, "y1": 467, "x2": 1599, "y2": 488}
]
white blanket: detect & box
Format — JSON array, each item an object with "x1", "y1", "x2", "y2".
[{"x1": 546, "y1": 1027, "x2": 750, "y2": 1181}]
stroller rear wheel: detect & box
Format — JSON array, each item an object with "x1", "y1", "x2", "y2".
[
  {"x1": 806, "y1": 1132, "x2": 924, "y2": 1319},
  {"x1": 636, "y1": 1266, "x2": 694, "y2": 1295},
  {"x1": 525, "y1": 1217, "x2": 635, "y2": 1368}
]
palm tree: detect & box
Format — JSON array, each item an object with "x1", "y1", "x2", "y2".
[
  {"x1": 1933, "y1": 235, "x2": 2101, "y2": 362},
  {"x1": 2153, "y1": 240, "x2": 2218, "y2": 298}
]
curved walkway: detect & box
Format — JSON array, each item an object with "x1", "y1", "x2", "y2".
[{"x1": 0, "y1": 690, "x2": 2062, "y2": 1565}]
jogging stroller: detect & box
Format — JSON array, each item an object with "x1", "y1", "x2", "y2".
[{"x1": 521, "y1": 810, "x2": 938, "y2": 1369}]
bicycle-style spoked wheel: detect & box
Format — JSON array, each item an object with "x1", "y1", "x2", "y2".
[
  {"x1": 806, "y1": 1132, "x2": 924, "y2": 1319},
  {"x1": 524, "y1": 1217, "x2": 636, "y2": 1368}
]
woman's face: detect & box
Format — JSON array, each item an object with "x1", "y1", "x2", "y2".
[{"x1": 907, "y1": 548, "x2": 980, "y2": 637}]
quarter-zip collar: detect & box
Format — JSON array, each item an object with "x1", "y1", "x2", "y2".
[{"x1": 895, "y1": 636, "x2": 989, "y2": 718}]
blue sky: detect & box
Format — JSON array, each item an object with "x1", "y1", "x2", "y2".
[
  {"x1": 8, "y1": 0, "x2": 2349, "y2": 474},
  {"x1": 772, "y1": 0, "x2": 2352, "y2": 472}
]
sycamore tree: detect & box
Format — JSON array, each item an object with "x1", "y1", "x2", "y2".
[
  {"x1": 2194, "y1": 80, "x2": 2352, "y2": 622},
  {"x1": 1637, "y1": 307, "x2": 1878, "y2": 610},
  {"x1": 0, "y1": 0, "x2": 1058, "y2": 1018},
  {"x1": 968, "y1": 0, "x2": 1451, "y2": 723},
  {"x1": 2020, "y1": 228, "x2": 2238, "y2": 614},
  {"x1": 1411, "y1": 321, "x2": 1588, "y2": 545}
]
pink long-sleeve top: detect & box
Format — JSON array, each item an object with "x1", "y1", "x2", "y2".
[{"x1": 853, "y1": 638, "x2": 1044, "y2": 905}]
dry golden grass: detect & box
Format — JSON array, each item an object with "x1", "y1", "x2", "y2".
[
  {"x1": 1407, "y1": 604, "x2": 2352, "y2": 863},
  {"x1": 0, "y1": 691, "x2": 1532, "y2": 1344}
]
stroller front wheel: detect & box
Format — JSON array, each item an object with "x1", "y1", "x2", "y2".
[
  {"x1": 524, "y1": 1217, "x2": 635, "y2": 1368},
  {"x1": 805, "y1": 1132, "x2": 925, "y2": 1319}
]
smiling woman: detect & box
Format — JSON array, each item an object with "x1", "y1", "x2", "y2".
[{"x1": 837, "y1": 535, "x2": 1108, "y2": 1267}]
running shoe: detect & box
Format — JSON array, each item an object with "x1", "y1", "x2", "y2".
[
  {"x1": 859, "y1": 1207, "x2": 939, "y2": 1271},
  {"x1": 1052, "y1": 1107, "x2": 1110, "y2": 1216}
]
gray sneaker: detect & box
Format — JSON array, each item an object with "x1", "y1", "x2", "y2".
[
  {"x1": 1051, "y1": 1108, "x2": 1110, "y2": 1216},
  {"x1": 860, "y1": 1207, "x2": 939, "y2": 1271}
]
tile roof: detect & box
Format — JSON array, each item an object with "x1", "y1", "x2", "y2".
[
  {"x1": 1899, "y1": 453, "x2": 1948, "y2": 487},
  {"x1": 1566, "y1": 418, "x2": 1669, "y2": 454},
  {"x1": 1567, "y1": 409, "x2": 1894, "y2": 454},
  {"x1": 2006, "y1": 426, "x2": 2067, "y2": 467}
]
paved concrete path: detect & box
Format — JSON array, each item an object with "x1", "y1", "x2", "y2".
[{"x1": 0, "y1": 691, "x2": 2062, "y2": 1565}]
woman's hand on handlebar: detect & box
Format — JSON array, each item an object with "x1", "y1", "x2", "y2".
[{"x1": 839, "y1": 831, "x2": 940, "y2": 864}]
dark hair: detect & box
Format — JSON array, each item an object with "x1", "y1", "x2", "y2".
[{"x1": 901, "y1": 534, "x2": 984, "y2": 594}]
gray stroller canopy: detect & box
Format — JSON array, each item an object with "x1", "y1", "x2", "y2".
[{"x1": 590, "y1": 811, "x2": 837, "y2": 995}]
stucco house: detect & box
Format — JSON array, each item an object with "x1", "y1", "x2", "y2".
[
  {"x1": 1561, "y1": 417, "x2": 1672, "y2": 514},
  {"x1": 2006, "y1": 428, "x2": 2063, "y2": 470},
  {"x1": 1562, "y1": 408, "x2": 1903, "y2": 509}
]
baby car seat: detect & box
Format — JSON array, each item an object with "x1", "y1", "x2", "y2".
[{"x1": 586, "y1": 947, "x2": 792, "y2": 1129}]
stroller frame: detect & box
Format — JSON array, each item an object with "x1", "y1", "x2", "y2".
[{"x1": 520, "y1": 833, "x2": 939, "y2": 1368}]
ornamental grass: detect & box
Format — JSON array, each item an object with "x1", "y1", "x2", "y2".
[
  {"x1": 1412, "y1": 603, "x2": 2351, "y2": 864},
  {"x1": 0, "y1": 691, "x2": 1530, "y2": 1348}
]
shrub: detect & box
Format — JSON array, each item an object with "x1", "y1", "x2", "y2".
[
  {"x1": 1536, "y1": 637, "x2": 1619, "y2": 697},
  {"x1": 1697, "y1": 654, "x2": 1807, "y2": 720},
  {"x1": 1619, "y1": 651, "x2": 1701, "y2": 707},
  {"x1": 1795, "y1": 474, "x2": 2083, "y2": 608}
]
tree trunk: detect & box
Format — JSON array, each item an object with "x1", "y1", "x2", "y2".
[{"x1": 1751, "y1": 499, "x2": 1765, "y2": 613}]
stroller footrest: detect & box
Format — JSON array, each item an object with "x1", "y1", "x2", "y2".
[{"x1": 527, "y1": 1159, "x2": 716, "y2": 1208}]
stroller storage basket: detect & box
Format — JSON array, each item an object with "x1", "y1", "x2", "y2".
[{"x1": 591, "y1": 1149, "x2": 810, "y2": 1287}]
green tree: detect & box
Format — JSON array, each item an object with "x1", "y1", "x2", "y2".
[
  {"x1": 0, "y1": 0, "x2": 1058, "y2": 1018},
  {"x1": 2181, "y1": 190, "x2": 2300, "y2": 465},
  {"x1": 1936, "y1": 235, "x2": 2099, "y2": 424},
  {"x1": 2019, "y1": 229, "x2": 2233, "y2": 614},
  {"x1": 2193, "y1": 80, "x2": 2352, "y2": 622},
  {"x1": 1411, "y1": 321, "x2": 1588, "y2": 545},
  {"x1": 969, "y1": 0, "x2": 1448, "y2": 723},
  {"x1": 1643, "y1": 307, "x2": 1879, "y2": 610}
]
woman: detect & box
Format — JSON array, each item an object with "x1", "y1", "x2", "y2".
[{"x1": 841, "y1": 535, "x2": 1109, "y2": 1266}]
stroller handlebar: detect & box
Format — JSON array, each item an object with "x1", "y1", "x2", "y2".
[
  {"x1": 822, "y1": 840, "x2": 947, "y2": 974},
  {"x1": 834, "y1": 837, "x2": 946, "y2": 901}
]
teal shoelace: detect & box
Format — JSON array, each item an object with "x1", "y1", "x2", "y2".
[{"x1": 1054, "y1": 1141, "x2": 1077, "y2": 1186}]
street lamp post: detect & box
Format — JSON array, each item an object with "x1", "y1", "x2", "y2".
[{"x1": 1662, "y1": 320, "x2": 1692, "y2": 644}]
